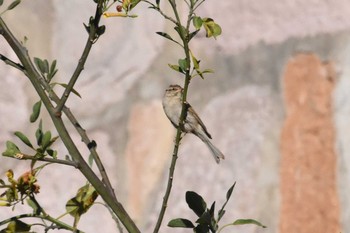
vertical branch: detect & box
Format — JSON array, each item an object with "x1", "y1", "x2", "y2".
[
  {"x1": 152, "y1": 129, "x2": 182, "y2": 233},
  {"x1": 153, "y1": 1, "x2": 195, "y2": 232},
  {"x1": 55, "y1": 0, "x2": 105, "y2": 112}
]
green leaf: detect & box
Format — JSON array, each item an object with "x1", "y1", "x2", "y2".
[
  {"x1": 43, "y1": 59, "x2": 49, "y2": 73},
  {"x1": 218, "y1": 182, "x2": 236, "y2": 222},
  {"x1": 155, "y1": 32, "x2": 182, "y2": 47},
  {"x1": 190, "y1": 51, "x2": 213, "y2": 79},
  {"x1": 168, "y1": 218, "x2": 194, "y2": 228},
  {"x1": 218, "y1": 209, "x2": 225, "y2": 221},
  {"x1": 41, "y1": 131, "x2": 51, "y2": 150},
  {"x1": 5, "y1": 220, "x2": 31, "y2": 232},
  {"x1": 33, "y1": 57, "x2": 46, "y2": 74},
  {"x1": 47, "y1": 59, "x2": 58, "y2": 82},
  {"x1": 209, "y1": 201, "x2": 215, "y2": 217},
  {"x1": 196, "y1": 211, "x2": 211, "y2": 225},
  {"x1": 50, "y1": 60, "x2": 57, "y2": 75},
  {"x1": 29, "y1": 100, "x2": 41, "y2": 123},
  {"x1": 188, "y1": 29, "x2": 200, "y2": 41},
  {"x1": 232, "y1": 219, "x2": 267, "y2": 228},
  {"x1": 35, "y1": 127, "x2": 43, "y2": 146},
  {"x1": 6, "y1": 141, "x2": 19, "y2": 151},
  {"x1": 47, "y1": 69, "x2": 58, "y2": 83},
  {"x1": 2, "y1": 149, "x2": 16, "y2": 157},
  {"x1": 51, "y1": 82, "x2": 82, "y2": 98},
  {"x1": 0, "y1": 0, "x2": 4, "y2": 7},
  {"x1": 226, "y1": 182, "x2": 236, "y2": 201},
  {"x1": 122, "y1": 0, "x2": 141, "y2": 12},
  {"x1": 186, "y1": 191, "x2": 207, "y2": 217},
  {"x1": 130, "y1": 0, "x2": 141, "y2": 10},
  {"x1": 193, "y1": 16, "x2": 203, "y2": 30},
  {"x1": 14, "y1": 131, "x2": 33, "y2": 149},
  {"x1": 201, "y1": 69, "x2": 214, "y2": 74},
  {"x1": 156, "y1": 31, "x2": 173, "y2": 40},
  {"x1": 168, "y1": 64, "x2": 184, "y2": 73},
  {"x1": 190, "y1": 51, "x2": 200, "y2": 70},
  {"x1": 2, "y1": 141, "x2": 20, "y2": 157},
  {"x1": 97, "y1": 25, "x2": 106, "y2": 36},
  {"x1": 174, "y1": 25, "x2": 187, "y2": 37},
  {"x1": 47, "y1": 149, "x2": 58, "y2": 158},
  {"x1": 7, "y1": 0, "x2": 21, "y2": 10},
  {"x1": 202, "y1": 18, "x2": 222, "y2": 39},
  {"x1": 178, "y1": 58, "x2": 188, "y2": 72}
]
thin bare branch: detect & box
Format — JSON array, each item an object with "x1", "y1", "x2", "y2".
[
  {"x1": 6, "y1": 153, "x2": 79, "y2": 168},
  {"x1": 153, "y1": 0, "x2": 194, "y2": 232},
  {"x1": 55, "y1": 0, "x2": 105, "y2": 113},
  {"x1": 0, "y1": 53, "x2": 24, "y2": 71}
]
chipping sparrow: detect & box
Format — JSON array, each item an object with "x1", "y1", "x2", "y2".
[{"x1": 162, "y1": 84, "x2": 225, "y2": 163}]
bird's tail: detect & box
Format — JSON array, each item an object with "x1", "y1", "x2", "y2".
[{"x1": 196, "y1": 132, "x2": 225, "y2": 164}]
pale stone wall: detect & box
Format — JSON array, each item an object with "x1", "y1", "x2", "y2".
[{"x1": 1, "y1": 1, "x2": 350, "y2": 232}]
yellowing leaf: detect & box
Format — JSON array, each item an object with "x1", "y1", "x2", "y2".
[
  {"x1": 66, "y1": 184, "x2": 98, "y2": 218},
  {"x1": 202, "y1": 18, "x2": 222, "y2": 39}
]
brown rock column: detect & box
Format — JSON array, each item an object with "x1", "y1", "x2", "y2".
[
  {"x1": 279, "y1": 54, "x2": 340, "y2": 233},
  {"x1": 125, "y1": 101, "x2": 173, "y2": 222}
]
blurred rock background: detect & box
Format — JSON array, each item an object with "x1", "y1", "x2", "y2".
[{"x1": 1, "y1": 0, "x2": 350, "y2": 232}]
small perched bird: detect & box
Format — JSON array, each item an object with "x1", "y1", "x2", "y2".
[{"x1": 162, "y1": 84, "x2": 225, "y2": 163}]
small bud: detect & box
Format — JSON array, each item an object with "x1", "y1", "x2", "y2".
[
  {"x1": 6, "y1": 170, "x2": 13, "y2": 179},
  {"x1": 116, "y1": 5, "x2": 123, "y2": 12}
]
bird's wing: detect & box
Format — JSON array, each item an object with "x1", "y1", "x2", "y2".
[{"x1": 186, "y1": 102, "x2": 212, "y2": 139}]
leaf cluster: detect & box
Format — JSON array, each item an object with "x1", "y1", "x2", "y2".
[
  {"x1": 2, "y1": 120, "x2": 59, "y2": 163},
  {"x1": 65, "y1": 184, "x2": 99, "y2": 229},
  {"x1": 33, "y1": 58, "x2": 81, "y2": 99},
  {"x1": 192, "y1": 16, "x2": 221, "y2": 39},
  {"x1": 0, "y1": 169, "x2": 39, "y2": 208},
  {"x1": 168, "y1": 52, "x2": 214, "y2": 79},
  {"x1": 168, "y1": 183, "x2": 266, "y2": 232},
  {"x1": 33, "y1": 58, "x2": 57, "y2": 83},
  {"x1": 0, "y1": 169, "x2": 90, "y2": 232},
  {"x1": 153, "y1": 0, "x2": 221, "y2": 80}
]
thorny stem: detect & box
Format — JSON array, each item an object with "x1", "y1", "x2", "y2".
[
  {"x1": 153, "y1": 1, "x2": 196, "y2": 232},
  {"x1": 0, "y1": 53, "x2": 24, "y2": 70},
  {"x1": 0, "y1": 14, "x2": 140, "y2": 233},
  {"x1": 52, "y1": 0, "x2": 117, "y2": 200},
  {"x1": 55, "y1": 0, "x2": 104, "y2": 113}
]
